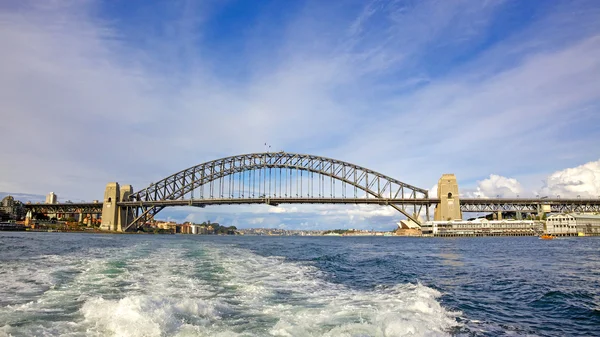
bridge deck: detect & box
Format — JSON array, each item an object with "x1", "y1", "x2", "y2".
[
  {"x1": 24, "y1": 198, "x2": 600, "y2": 213},
  {"x1": 117, "y1": 198, "x2": 436, "y2": 207}
]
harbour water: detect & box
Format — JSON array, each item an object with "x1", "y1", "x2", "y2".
[{"x1": 0, "y1": 233, "x2": 598, "y2": 336}]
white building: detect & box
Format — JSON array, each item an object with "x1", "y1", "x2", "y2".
[
  {"x1": 573, "y1": 214, "x2": 600, "y2": 236},
  {"x1": 545, "y1": 214, "x2": 577, "y2": 236},
  {"x1": 421, "y1": 218, "x2": 540, "y2": 237},
  {"x1": 395, "y1": 219, "x2": 422, "y2": 236},
  {"x1": 45, "y1": 192, "x2": 57, "y2": 204},
  {"x1": 546, "y1": 213, "x2": 600, "y2": 236}
]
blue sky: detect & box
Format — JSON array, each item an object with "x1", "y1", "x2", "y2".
[{"x1": 1, "y1": 0, "x2": 599, "y2": 230}]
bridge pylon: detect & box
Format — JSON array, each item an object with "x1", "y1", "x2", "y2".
[
  {"x1": 100, "y1": 183, "x2": 119, "y2": 231},
  {"x1": 434, "y1": 174, "x2": 462, "y2": 221},
  {"x1": 100, "y1": 182, "x2": 134, "y2": 232},
  {"x1": 118, "y1": 185, "x2": 134, "y2": 232}
]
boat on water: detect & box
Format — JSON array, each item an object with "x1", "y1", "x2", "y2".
[
  {"x1": 0, "y1": 222, "x2": 26, "y2": 231},
  {"x1": 540, "y1": 234, "x2": 555, "y2": 240}
]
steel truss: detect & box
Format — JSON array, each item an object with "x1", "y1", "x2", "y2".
[
  {"x1": 125, "y1": 152, "x2": 429, "y2": 230},
  {"x1": 460, "y1": 198, "x2": 600, "y2": 213},
  {"x1": 24, "y1": 203, "x2": 102, "y2": 214}
]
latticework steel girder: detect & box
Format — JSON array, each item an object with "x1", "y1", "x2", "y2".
[
  {"x1": 24, "y1": 197, "x2": 600, "y2": 229},
  {"x1": 125, "y1": 152, "x2": 429, "y2": 230},
  {"x1": 551, "y1": 204, "x2": 600, "y2": 213},
  {"x1": 460, "y1": 198, "x2": 600, "y2": 213},
  {"x1": 24, "y1": 203, "x2": 103, "y2": 214},
  {"x1": 118, "y1": 198, "x2": 435, "y2": 207}
]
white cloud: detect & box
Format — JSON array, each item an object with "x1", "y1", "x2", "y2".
[
  {"x1": 429, "y1": 185, "x2": 438, "y2": 197},
  {"x1": 540, "y1": 159, "x2": 600, "y2": 198},
  {"x1": 318, "y1": 204, "x2": 397, "y2": 218},
  {"x1": 267, "y1": 207, "x2": 287, "y2": 214},
  {"x1": 248, "y1": 217, "x2": 265, "y2": 225},
  {"x1": 468, "y1": 174, "x2": 524, "y2": 198},
  {"x1": 458, "y1": 160, "x2": 600, "y2": 199}
]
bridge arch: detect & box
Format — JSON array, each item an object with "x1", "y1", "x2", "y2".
[{"x1": 125, "y1": 152, "x2": 428, "y2": 231}]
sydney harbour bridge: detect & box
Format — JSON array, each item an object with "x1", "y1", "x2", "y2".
[{"x1": 24, "y1": 152, "x2": 600, "y2": 232}]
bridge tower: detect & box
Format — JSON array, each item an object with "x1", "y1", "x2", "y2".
[
  {"x1": 100, "y1": 182, "x2": 120, "y2": 231},
  {"x1": 434, "y1": 174, "x2": 462, "y2": 221},
  {"x1": 117, "y1": 185, "x2": 133, "y2": 232}
]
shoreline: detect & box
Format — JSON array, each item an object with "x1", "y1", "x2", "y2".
[{"x1": 1, "y1": 229, "x2": 598, "y2": 238}]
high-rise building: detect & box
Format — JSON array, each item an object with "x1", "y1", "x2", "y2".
[
  {"x1": 45, "y1": 192, "x2": 57, "y2": 204},
  {"x1": 0, "y1": 196, "x2": 24, "y2": 220}
]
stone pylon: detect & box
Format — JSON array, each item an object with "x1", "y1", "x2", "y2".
[
  {"x1": 100, "y1": 183, "x2": 135, "y2": 232},
  {"x1": 100, "y1": 182, "x2": 120, "y2": 231},
  {"x1": 117, "y1": 185, "x2": 134, "y2": 232},
  {"x1": 434, "y1": 174, "x2": 462, "y2": 221}
]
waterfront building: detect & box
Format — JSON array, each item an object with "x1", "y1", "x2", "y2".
[
  {"x1": 0, "y1": 196, "x2": 25, "y2": 221},
  {"x1": 0, "y1": 196, "x2": 15, "y2": 219},
  {"x1": 179, "y1": 223, "x2": 192, "y2": 234},
  {"x1": 421, "y1": 218, "x2": 541, "y2": 237},
  {"x1": 545, "y1": 214, "x2": 577, "y2": 236},
  {"x1": 395, "y1": 219, "x2": 422, "y2": 236},
  {"x1": 573, "y1": 214, "x2": 600, "y2": 236},
  {"x1": 546, "y1": 213, "x2": 600, "y2": 236},
  {"x1": 155, "y1": 221, "x2": 177, "y2": 231}
]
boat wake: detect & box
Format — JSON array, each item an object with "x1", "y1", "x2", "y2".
[{"x1": 0, "y1": 240, "x2": 460, "y2": 336}]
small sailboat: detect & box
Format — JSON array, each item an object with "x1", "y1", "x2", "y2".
[{"x1": 539, "y1": 233, "x2": 555, "y2": 240}]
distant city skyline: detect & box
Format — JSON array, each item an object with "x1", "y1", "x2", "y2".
[{"x1": 1, "y1": 0, "x2": 599, "y2": 229}]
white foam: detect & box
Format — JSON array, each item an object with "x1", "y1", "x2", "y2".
[
  {"x1": 81, "y1": 296, "x2": 228, "y2": 337},
  {"x1": 0, "y1": 325, "x2": 11, "y2": 337},
  {"x1": 197, "y1": 244, "x2": 460, "y2": 336},
  {"x1": 0, "y1": 240, "x2": 460, "y2": 336}
]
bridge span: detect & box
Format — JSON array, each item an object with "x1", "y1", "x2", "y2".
[
  {"x1": 460, "y1": 198, "x2": 600, "y2": 213},
  {"x1": 21, "y1": 151, "x2": 600, "y2": 231},
  {"x1": 26, "y1": 198, "x2": 600, "y2": 215}
]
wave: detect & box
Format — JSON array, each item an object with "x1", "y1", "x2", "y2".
[
  {"x1": 1, "y1": 240, "x2": 460, "y2": 336},
  {"x1": 80, "y1": 244, "x2": 459, "y2": 336}
]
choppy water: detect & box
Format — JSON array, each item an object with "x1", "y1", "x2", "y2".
[{"x1": 0, "y1": 233, "x2": 598, "y2": 336}]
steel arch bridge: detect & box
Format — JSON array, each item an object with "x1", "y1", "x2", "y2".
[{"x1": 121, "y1": 152, "x2": 429, "y2": 231}]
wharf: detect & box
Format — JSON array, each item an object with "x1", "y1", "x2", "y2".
[{"x1": 0, "y1": 223, "x2": 27, "y2": 231}]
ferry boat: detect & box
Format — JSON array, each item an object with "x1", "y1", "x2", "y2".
[
  {"x1": 539, "y1": 234, "x2": 555, "y2": 240},
  {"x1": 0, "y1": 222, "x2": 26, "y2": 231}
]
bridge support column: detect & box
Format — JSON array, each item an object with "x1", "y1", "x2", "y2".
[
  {"x1": 100, "y1": 182, "x2": 120, "y2": 231},
  {"x1": 118, "y1": 185, "x2": 133, "y2": 232},
  {"x1": 434, "y1": 174, "x2": 462, "y2": 221}
]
